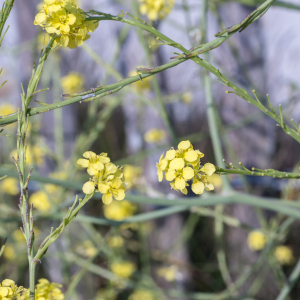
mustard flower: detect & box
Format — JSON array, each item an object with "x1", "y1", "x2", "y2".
[
  {"x1": 274, "y1": 246, "x2": 294, "y2": 265},
  {"x1": 10, "y1": 144, "x2": 46, "y2": 166},
  {"x1": 247, "y1": 231, "x2": 267, "y2": 251},
  {"x1": 0, "y1": 104, "x2": 16, "y2": 116},
  {"x1": 30, "y1": 191, "x2": 51, "y2": 211},
  {"x1": 61, "y1": 72, "x2": 84, "y2": 94},
  {"x1": 0, "y1": 279, "x2": 27, "y2": 300},
  {"x1": 144, "y1": 129, "x2": 167, "y2": 144},
  {"x1": 111, "y1": 261, "x2": 136, "y2": 278},
  {"x1": 157, "y1": 265, "x2": 178, "y2": 282},
  {"x1": 76, "y1": 240, "x2": 97, "y2": 257},
  {"x1": 157, "y1": 140, "x2": 216, "y2": 195},
  {"x1": 34, "y1": 0, "x2": 99, "y2": 48},
  {"x1": 103, "y1": 200, "x2": 137, "y2": 221},
  {"x1": 3, "y1": 244, "x2": 16, "y2": 261},
  {"x1": 123, "y1": 165, "x2": 142, "y2": 189},
  {"x1": 181, "y1": 92, "x2": 193, "y2": 104},
  {"x1": 108, "y1": 236, "x2": 124, "y2": 248},
  {"x1": 129, "y1": 290, "x2": 154, "y2": 300},
  {"x1": 0, "y1": 177, "x2": 19, "y2": 195},
  {"x1": 139, "y1": 0, "x2": 175, "y2": 21},
  {"x1": 78, "y1": 152, "x2": 127, "y2": 205}
]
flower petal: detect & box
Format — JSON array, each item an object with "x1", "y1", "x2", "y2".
[
  {"x1": 83, "y1": 151, "x2": 96, "y2": 159},
  {"x1": 102, "y1": 193, "x2": 113, "y2": 205},
  {"x1": 98, "y1": 183, "x2": 110, "y2": 194},
  {"x1": 114, "y1": 189, "x2": 125, "y2": 201},
  {"x1": 82, "y1": 182, "x2": 95, "y2": 194},
  {"x1": 192, "y1": 181, "x2": 204, "y2": 195},
  {"x1": 178, "y1": 140, "x2": 191, "y2": 150},
  {"x1": 77, "y1": 158, "x2": 89, "y2": 168},
  {"x1": 175, "y1": 177, "x2": 185, "y2": 190},
  {"x1": 165, "y1": 149, "x2": 176, "y2": 160},
  {"x1": 200, "y1": 163, "x2": 216, "y2": 176},
  {"x1": 182, "y1": 167, "x2": 194, "y2": 180},
  {"x1": 184, "y1": 150, "x2": 198, "y2": 162},
  {"x1": 165, "y1": 170, "x2": 176, "y2": 181},
  {"x1": 169, "y1": 158, "x2": 184, "y2": 170}
]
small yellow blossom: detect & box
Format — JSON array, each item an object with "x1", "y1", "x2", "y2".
[
  {"x1": 30, "y1": 191, "x2": 51, "y2": 211},
  {"x1": 108, "y1": 236, "x2": 124, "y2": 248},
  {"x1": 182, "y1": 92, "x2": 193, "y2": 104},
  {"x1": 61, "y1": 72, "x2": 84, "y2": 94},
  {"x1": 76, "y1": 240, "x2": 97, "y2": 257},
  {"x1": 0, "y1": 104, "x2": 16, "y2": 116},
  {"x1": 247, "y1": 231, "x2": 267, "y2": 251},
  {"x1": 129, "y1": 289, "x2": 154, "y2": 300},
  {"x1": 78, "y1": 152, "x2": 127, "y2": 205},
  {"x1": 34, "y1": 0, "x2": 99, "y2": 48},
  {"x1": 139, "y1": 0, "x2": 175, "y2": 20},
  {"x1": 0, "y1": 279, "x2": 27, "y2": 299},
  {"x1": 157, "y1": 140, "x2": 216, "y2": 195},
  {"x1": 0, "y1": 178, "x2": 19, "y2": 195},
  {"x1": 123, "y1": 165, "x2": 142, "y2": 189},
  {"x1": 144, "y1": 129, "x2": 167, "y2": 144},
  {"x1": 274, "y1": 246, "x2": 294, "y2": 265},
  {"x1": 10, "y1": 144, "x2": 46, "y2": 167},
  {"x1": 111, "y1": 261, "x2": 136, "y2": 278},
  {"x1": 207, "y1": 174, "x2": 222, "y2": 189},
  {"x1": 157, "y1": 265, "x2": 178, "y2": 282},
  {"x1": 3, "y1": 244, "x2": 16, "y2": 261},
  {"x1": 128, "y1": 69, "x2": 151, "y2": 92},
  {"x1": 103, "y1": 200, "x2": 137, "y2": 221}
]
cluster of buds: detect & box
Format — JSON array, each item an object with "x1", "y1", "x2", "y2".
[
  {"x1": 157, "y1": 140, "x2": 216, "y2": 195},
  {"x1": 34, "y1": 0, "x2": 99, "y2": 48},
  {"x1": 78, "y1": 151, "x2": 126, "y2": 205},
  {"x1": 139, "y1": 0, "x2": 175, "y2": 21}
]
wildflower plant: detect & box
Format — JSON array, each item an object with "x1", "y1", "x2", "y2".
[{"x1": 2, "y1": 0, "x2": 300, "y2": 299}]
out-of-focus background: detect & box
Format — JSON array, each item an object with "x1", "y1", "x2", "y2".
[{"x1": 1, "y1": 0, "x2": 300, "y2": 299}]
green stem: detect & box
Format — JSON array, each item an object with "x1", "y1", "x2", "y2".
[{"x1": 29, "y1": 260, "x2": 36, "y2": 300}]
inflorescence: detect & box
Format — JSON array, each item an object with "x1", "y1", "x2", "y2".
[{"x1": 157, "y1": 140, "x2": 216, "y2": 195}]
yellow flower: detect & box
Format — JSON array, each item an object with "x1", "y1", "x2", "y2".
[
  {"x1": 103, "y1": 200, "x2": 137, "y2": 221},
  {"x1": 30, "y1": 191, "x2": 51, "y2": 211},
  {"x1": 34, "y1": 0, "x2": 99, "y2": 48},
  {"x1": 128, "y1": 69, "x2": 151, "y2": 92},
  {"x1": 10, "y1": 144, "x2": 46, "y2": 167},
  {"x1": 77, "y1": 151, "x2": 110, "y2": 176},
  {"x1": 207, "y1": 174, "x2": 222, "y2": 189},
  {"x1": 0, "y1": 279, "x2": 26, "y2": 299},
  {"x1": 157, "y1": 140, "x2": 216, "y2": 195},
  {"x1": 0, "y1": 178, "x2": 19, "y2": 195},
  {"x1": 108, "y1": 236, "x2": 124, "y2": 248},
  {"x1": 76, "y1": 240, "x2": 97, "y2": 257},
  {"x1": 3, "y1": 244, "x2": 16, "y2": 261},
  {"x1": 61, "y1": 72, "x2": 84, "y2": 94},
  {"x1": 0, "y1": 104, "x2": 16, "y2": 116},
  {"x1": 111, "y1": 261, "x2": 136, "y2": 278},
  {"x1": 157, "y1": 265, "x2": 178, "y2": 282},
  {"x1": 144, "y1": 129, "x2": 167, "y2": 144},
  {"x1": 247, "y1": 231, "x2": 267, "y2": 251},
  {"x1": 156, "y1": 153, "x2": 168, "y2": 182},
  {"x1": 123, "y1": 165, "x2": 142, "y2": 190},
  {"x1": 181, "y1": 92, "x2": 193, "y2": 104},
  {"x1": 129, "y1": 290, "x2": 154, "y2": 300},
  {"x1": 139, "y1": 0, "x2": 175, "y2": 20},
  {"x1": 98, "y1": 178, "x2": 126, "y2": 205},
  {"x1": 274, "y1": 246, "x2": 294, "y2": 265}
]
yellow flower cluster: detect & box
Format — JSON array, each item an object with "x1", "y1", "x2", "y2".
[
  {"x1": 0, "y1": 177, "x2": 19, "y2": 196},
  {"x1": 78, "y1": 151, "x2": 126, "y2": 205},
  {"x1": 111, "y1": 261, "x2": 136, "y2": 278},
  {"x1": 61, "y1": 72, "x2": 84, "y2": 94},
  {"x1": 0, "y1": 279, "x2": 26, "y2": 300},
  {"x1": 157, "y1": 140, "x2": 216, "y2": 195},
  {"x1": 0, "y1": 104, "x2": 16, "y2": 116},
  {"x1": 34, "y1": 0, "x2": 99, "y2": 48},
  {"x1": 129, "y1": 290, "x2": 154, "y2": 300},
  {"x1": 108, "y1": 236, "x2": 124, "y2": 248},
  {"x1": 157, "y1": 265, "x2": 178, "y2": 282},
  {"x1": 247, "y1": 231, "x2": 267, "y2": 251},
  {"x1": 21, "y1": 279, "x2": 64, "y2": 300},
  {"x1": 274, "y1": 246, "x2": 294, "y2": 265},
  {"x1": 144, "y1": 129, "x2": 166, "y2": 144},
  {"x1": 123, "y1": 165, "x2": 142, "y2": 190},
  {"x1": 139, "y1": 0, "x2": 175, "y2": 21},
  {"x1": 103, "y1": 200, "x2": 137, "y2": 221}
]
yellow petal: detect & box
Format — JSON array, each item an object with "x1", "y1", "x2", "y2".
[
  {"x1": 200, "y1": 163, "x2": 216, "y2": 176},
  {"x1": 165, "y1": 170, "x2": 176, "y2": 181},
  {"x1": 83, "y1": 151, "x2": 96, "y2": 159},
  {"x1": 60, "y1": 35, "x2": 69, "y2": 47},
  {"x1": 175, "y1": 177, "x2": 185, "y2": 190},
  {"x1": 93, "y1": 161, "x2": 104, "y2": 171},
  {"x1": 191, "y1": 181, "x2": 204, "y2": 194},
  {"x1": 35, "y1": 12, "x2": 47, "y2": 24},
  {"x1": 181, "y1": 188, "x2": 188, "y2": 195},
  {"x1": 45, "y1": 26, "x2": 57, "y2": 34},
  {"x1": 111, "y1": 178, "x2": 122, "y2": 189},
  {"x1": 87, "y1": 166, "x2": 98, "y2": 176},
  {"x1": 184, "y1": 150, "x2": 198, "y2": 162},
  {"x1": 140, "y1": 4, "x2": 148, "y2": 15},
  {"x1": 182, "y1": 167, "x2": 194, "y2": 180},
  {"x1": 165, "y1": 149, "x2": 176, "y2": 160},
  {"x1": 105, "y1": 162, "x2": 118, "y2": 174},
  {"x1": 102, "y1": 193, "x2": 113, "y2": 205},
  {"x1": 60, "y1": 23, "x2": 70, "y2": 33},
  {"x1": 160, "y1": 158, "x2": 168, "y2": 170},
  {"x1": 169, "y1": 158, "x2": 184, "y2": 170},
  {"x1": 204, "y1": 182, "x2": 214, "y2": 191},
  {"x1": 98, "y1": 183, "x2": 110, "y2": 194},
  {"x1": 157, "y1": 170, "x2": 163, "y2": 182},
  {"x1": 82, "y1": 182, "x2": 95, "y2": 194},
  {"x1": 67, "y1": 13, "x2": 76, "y2": 25},
  {"x1": 178, "y1": 140, "x2": 191, "y2": 150},
  {"x1": 0, "y1": 287, "x2": 9, "y2": 297},
  {"x1": 1, "y1": 279, "x2": 14, "y2": 287},
  {"x1": 77, "y1": 158, "x2": 89, "y2": 168},
  {"x1": 114, "y1": 189, "x2": 125, "y2": 201}
]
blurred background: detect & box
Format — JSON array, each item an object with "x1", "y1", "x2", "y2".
[{"x1": 1, "y1": 0, "x2": 300, "y2": 299}]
